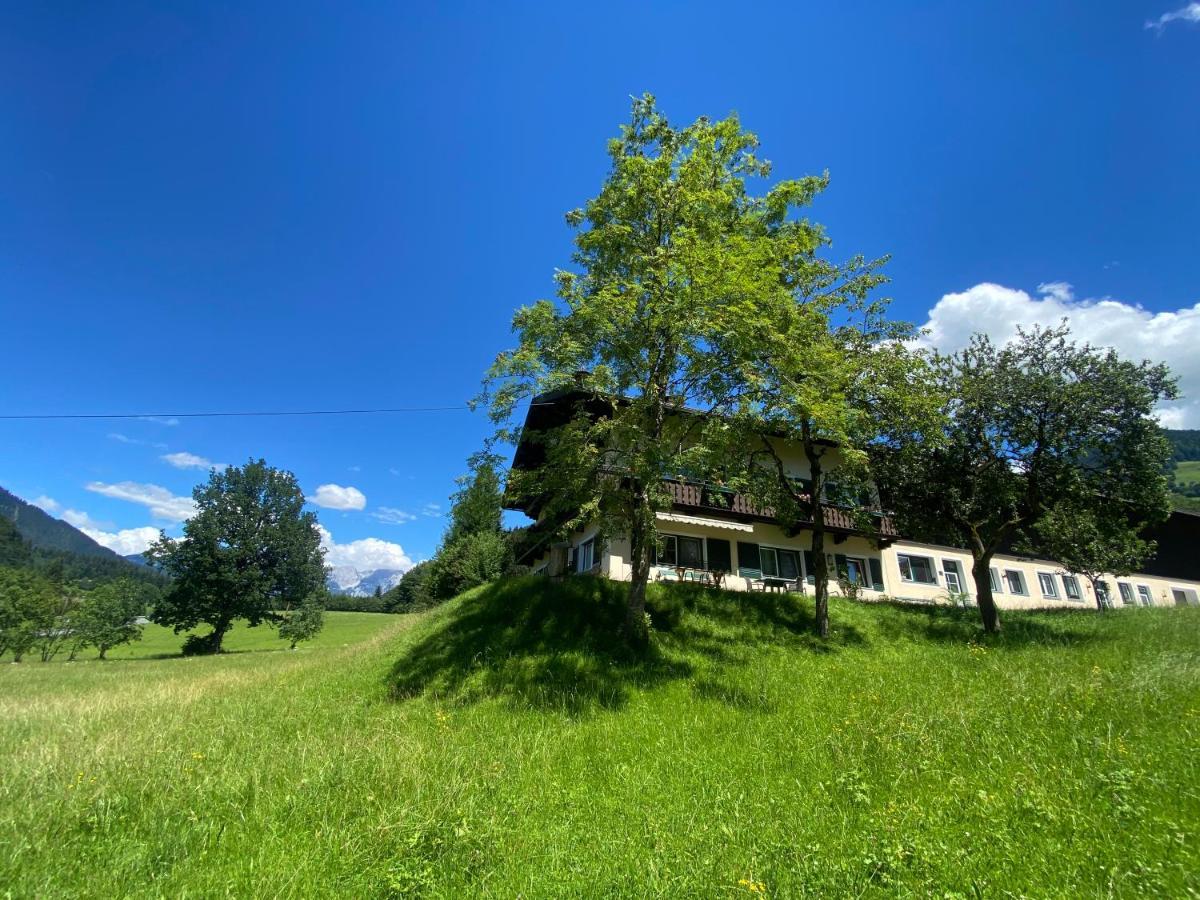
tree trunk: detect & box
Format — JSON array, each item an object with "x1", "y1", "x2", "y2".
[
  {"x1": 970, "y1": 556, "x2": 1002, "y2": 634},
  {"x1": 1088, "y1": 576, "x2": 1107, "y2": 612},
  {"x1": 210, "y1": 618, "x2": 232, "y2": 653},
  {"x1": 804, "y1": 427, "x2": 830, "y2": 639},
  {"x1": 98, "y1": 646, "x2": 107, "y2": 660},
  {"x1": 624, "y1": 500, "x2": 653, "y2": 648},
  {"x1": 811, "y1": 524, "x2": 829, "y2": 639}
]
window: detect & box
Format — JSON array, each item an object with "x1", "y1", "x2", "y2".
[
  {"x1": 656, "y1": 534, "x2": 703, "y2": 569},
  {"x1": 942, "y1": 559, "x2": 966, "y2": 596},
  {"x1": 840, "y1": 556, "x2": 870, "y2": 587},
  {"x1": 1004, "y1": 570, "x2": 1027, "y2": 595},
  {"x1": 1173, "y1": 588, "x2": 1199, "y2": 607},
  {"x1": 1137, "y1": 585, "x2": 1154, "y2": 607},
  {"x1": 1037, "y1": 572, "x2": 1058, "y2": 599},
  {"x1": 761, "y1": 546, "x2": 800, "y2": 579},
  {"x1": 898, "y1": 554, "x2": 938, "y2": 585},
  {"x1": 657, "y1": 535, "x2": 677, "y2": 567},
  {"x1": 577, "y1": 538, "x2": 595, "y2": 573},
  {"x1": 1118, "y1": 582, "x2": 1135, "y2": 606},
  {"x1": 1096, "y1": 581, "x2": 1112, "y2": 607},
  {"x1": 1062, "y1": 575, "x2": 1082, "y2": 601},
  {"x1": 989, "y1": 567, "x2": 1003, "y2": 593}
]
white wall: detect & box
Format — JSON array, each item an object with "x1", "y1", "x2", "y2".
[{"x1": 539, "y1": 524, "x2": 1200, "y2": 611}]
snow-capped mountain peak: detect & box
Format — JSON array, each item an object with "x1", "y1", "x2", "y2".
[{"x1": 326, "y1": 566, "x2": 405, "y2": 597}]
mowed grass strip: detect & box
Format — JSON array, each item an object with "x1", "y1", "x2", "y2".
[{"x1": 1, "y1": 584, "x2": 1198, "y2": 897}]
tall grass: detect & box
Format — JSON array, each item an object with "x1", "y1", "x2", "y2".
[{"x1": 1, "y1": 582, "x2": 1197, "y2": 897}]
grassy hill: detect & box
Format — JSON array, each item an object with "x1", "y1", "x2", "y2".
[{"x1": 2, "y1": 582, "x2": 1198, "y2": 896}]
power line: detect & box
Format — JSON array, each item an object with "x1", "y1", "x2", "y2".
[
  {"x1": 0, "y1": 405, "x2": 473, "y2": 421},
  {"x1": 0, "y1": 400, "x2": 563, "y2": 422}
]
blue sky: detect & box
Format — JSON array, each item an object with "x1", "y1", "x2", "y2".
[{"x1": 2, "y1": 1, "x2": 1198, "y2": 570}]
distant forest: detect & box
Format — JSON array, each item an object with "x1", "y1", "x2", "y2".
[{"x1": 1166, "y1": 429, "x2": 1200, "y2": 463}]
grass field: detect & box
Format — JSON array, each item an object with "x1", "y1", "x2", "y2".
[
  {"x1": 1174, "y1": 460, "x2": 1200, "y2": 488},
  {"x1": 1170, "y1": 460, "x2": 1200, "y2": 512},
  {"x1": 2, "y1": 583, "x2": 1198, "y2": 897}
]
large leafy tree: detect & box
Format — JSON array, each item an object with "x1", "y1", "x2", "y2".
[
  {"x1": 483, "y1": 95, "x2": 842, "y2": 643},
  {"x1": 146, "y1": 459, "x2": 325, "y2": 653},
  {"x1": 874, "y1": 325, "x2": 1176, "y2": 633},
  {"x1": 728, "y1": 303, "x2": 938, "y2": 638},
  {"x1": 426, "y1": 454, "x2": 511, "y2": 600}
]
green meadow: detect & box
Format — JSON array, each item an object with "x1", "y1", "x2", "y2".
[
  {"x1": 2, "y1": 583, "x2": 1198, "y2": 897},
  {"x1": 1174, "y1": 460, "x2": 1200, "y2": 488}
]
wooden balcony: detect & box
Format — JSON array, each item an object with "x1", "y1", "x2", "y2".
[{"x1": 662, "y1": 478, "x2": 898, "y2": 539}]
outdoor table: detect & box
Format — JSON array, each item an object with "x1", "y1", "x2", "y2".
[{"x1": 761, "y1": 577, "x2": 793, "y2": 593}]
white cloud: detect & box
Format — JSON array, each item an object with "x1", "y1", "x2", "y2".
[
  {"x1": 1035, "y1": 281, "x2": 1074, "y2": 303},
  {"x1": 1146, "y1": 2, "x2": 1200, "y2": 30},
  {"x1": 421, "y1": 503, "x2": 442, "y2": 518},
  {"x1": 161, "y1": 451, "x2": 225, "y2": 471},
  {"x1": 138, "y1": 416, "x2": 180, "y2": 426},
  {"x1": 85, "y1": 481, "x2": 196, "y2": 523},
  {"x1": 52, "y1": 506, "x2": 159, "y2": 555},
  {"x1": 918, "y1": 282, "x2": 1200, "y2": 427},
  {"x1": 317, "y1": 525, "x2": 414, "y2": 573},
  {"x1": 108, "y1": 433, "x2": 167, "y2": 449},
  {"x1": 371, "y1": 506, "x2": 416, "y2": 525},
  {"x1": 62, "y1": 508, "x2": 104, "y2": 529},
  {"x1": 82, "y1": 525, "x2": 161, "y2": 556},
  {"x1": 311, "y1": 484, "x2": 367, "y2": 511},
  {"x1": 32, "y1": 495, "x2": 61, "y2": 514}
]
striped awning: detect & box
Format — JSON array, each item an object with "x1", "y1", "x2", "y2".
[{"x1": 655, "y1": 512, "x2": 755, "y2": 533}]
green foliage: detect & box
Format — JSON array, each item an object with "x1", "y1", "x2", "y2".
[
  {"x1": 424, "y1": 456, "x2": 513, "y2": 602},
  {"x1": 483, "y1": 94, "x2": 858, "y2": 640},
  {"x1": 0, "y1": 567, "x2": 59, "y2": 662},
  {"x1": 70, "y1": 578, "x2": 145, "y2": 660},
  {"x1": 717, "y1": 253, "x2": 937, "y2": 638},
  {"x1": 278, "y1": 592, "x2": 326, "y2": 649},
  {"x1": 443, "y1": 453, "x2": 503, "y2": 546},
  {"x1": 147, "y1": 459, "x2": 325, "y2": 653},
  {"x1": 1034, "y1": 505, "x2": 1156, "y2": 610},
  {"x1": 382, "y1": 560, "x2": 434, "y2": 612},
  {"x1": 1164, "y1": 429, "x2": 1200, "y2": 462},
  {"x1": 426, "y1": 530, "x2": 511, "y2": 601},
  {"x1": 875, "y1": 324, "x2": 1177, "y2": 632},
  {"x1": 3, "y1": 583, "x2": 1198, "y2": 895},
  {"x1": 323, "y1": 593, "x2": 391, "y2": 613},
  {"x1": 0, "y1": 515, "x2": 32, "y2": 568}
]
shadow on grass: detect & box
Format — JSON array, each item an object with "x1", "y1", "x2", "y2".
[
  {"x1": 386, "y1": 577, "x2": 867, "y2": 715},
  {"x1": 865, "y1": 599, "x2": 1106, "y2": 648}
]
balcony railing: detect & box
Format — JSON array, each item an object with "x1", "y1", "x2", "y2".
[{"x1": 662, "y1": 478, "x2": 898, "y2": 538}]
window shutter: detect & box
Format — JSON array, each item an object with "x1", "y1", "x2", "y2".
[
  {"x1": 803, "y1": 550, "x2": 815, "y2": 585},
  {"x1": 568, "y1": 547, "x2": 577, "y2": 573},
  {"x1": 869, "y1": 558, "x2": 884, "y2": 592}
]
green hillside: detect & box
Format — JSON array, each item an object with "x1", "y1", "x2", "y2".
[
  {"x1": 2, "y1": 579, "x2": 1197, "y2": 896},
  {"x1": 0, "y1": 486, "x2": 166, "y2": 587},
  {"x1": 0, "y1": 486, "x2": 118, "y2": 558}
]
